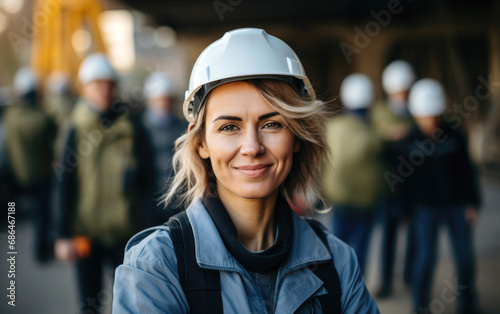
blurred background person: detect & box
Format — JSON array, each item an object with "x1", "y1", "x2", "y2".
[
  {"x1": 372, "y1": 60, "x2": 416, "y2": 298},
  {"x1": 53, "y1": 53, "x2": 145, "y2": 314},
  {"x1": 0, "y1": 86, "x2": 13, "y2": 225},
  {"x1": 321, "y1": 73, "x2": 384, "y2": 273},
  {"x1": 405, "y1": 79, "x2": 480, "y2": 314},
  {"x1": 137, "y1": 71, "x2": 187, "y2": 227},
  {"x1": 44, "y1": 72, "x2": 77, "y2": 131},
  {"x1": 3, "y1": 67, "x2": 56, "y2": 263}
]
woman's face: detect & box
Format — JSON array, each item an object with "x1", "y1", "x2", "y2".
[{"x1": 198, "y1": 81, "x2": 299, "y2": 201}]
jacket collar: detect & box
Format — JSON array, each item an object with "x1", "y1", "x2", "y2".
[{"x1": 186, "y1": 198, "x2": 332, "y2": 274}]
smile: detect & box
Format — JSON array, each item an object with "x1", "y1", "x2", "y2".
[{"x1": 234, "y1": 164, "x2": 271, "y2": 178}]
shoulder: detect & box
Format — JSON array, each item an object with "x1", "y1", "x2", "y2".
[
  {"x1": 298, "y1": 217, "x2": 358, "y2": 271},
  {"x1": 123, "y1": 226, "x2": 177, "y2": 269},
  {"x1": 70, "y1": 99, "x2": 88, "y2": 117},
  {"x1": 308, "y1": 219, "x2": 380, "y2": 313},
  {"x1": 323, "y1": 230, "x2": 359, "y2": 277},
  {"x1": 440, "y1": 121, "x2": 466, "y2": 139},
  {"x1": 306, "y1": 219, "x2": 357, "y2": 270},
  {"x1": 129, "y1": 109, "x2": 146, "y2": 126},
  {"x1": 371, "y1": 100, "x2": 388, "y2": 114},
  {"x1": 118, "y1": 226, "x2": 182, "y2": 289},
  {"x1": 114, "y1": 225, "x2": 190, "y2": 313}
]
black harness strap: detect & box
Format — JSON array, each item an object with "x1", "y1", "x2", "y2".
[
  {"x1": 306, "y1": 219, "x2": 342, "y2": 313},
  {"x1": 166, "y1": 212, "x2": 223, "y2": 314},
  {"x1": 166, "y1": 212, "x2": 341, "y2": 313}
]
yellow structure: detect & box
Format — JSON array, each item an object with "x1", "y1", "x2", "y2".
[{"x1": 31, "y1": 0, "x2": 107, "y2": 88}]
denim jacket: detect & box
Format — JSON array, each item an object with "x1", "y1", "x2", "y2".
[{"x1": 113, "y1": 199, "x2": 379, "y2": 313}]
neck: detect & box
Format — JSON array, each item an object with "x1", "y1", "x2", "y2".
[
  {"x1": 217, "y1": 187, "x2": 277, "y2": 252},
  {"x1": 418, "y1": 125, "x2": 436, "y2": 137},
  {"x1": 387, "y1": 98, "x2": 409, "y2": 117},
  {"x1": 146, "y1": 107, "x2": 171, "y2": 125}
]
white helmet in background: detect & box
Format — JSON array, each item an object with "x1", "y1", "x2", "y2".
[
  {"x1": 340, "y1": 73, "x2": 374, "y2": 109},
  {"x1": 144, "y1": 72, "x2": 174, "y2": 99},
  {"x1": 13, "y1": 67, "x2": 38, "y2": 95},
  {"x1": 408, "y1": 78, "x2": 447, "y2": 117},
  {"x1": 382, "y1": 60, "x2": 415, "y2": 94},
  {"x1": 183, "y1": 28, "x2": 315, "y2": 122},
  {"x1": 78, "y1": 53, "x2": 118, "y2": 85}
]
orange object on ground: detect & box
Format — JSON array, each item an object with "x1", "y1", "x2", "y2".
[{"x1": 73, "y1": 236, "x2": 92, "y2": 258}]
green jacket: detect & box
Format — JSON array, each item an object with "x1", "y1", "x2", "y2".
[
  {"x1": 370, "y1": 100, "x2": 413, "y2": 141},
  {"x1": 44, "y1": 93, "x2": 76, "y2": 130},
  {"x1": 321, "y1": 114, "x2": 384, "y2": 209},
  {"x1": 3, "y1": 101, "x2": 55, "y2": 188},
  {"x1": 370, "y1": 100, "x2": 416, "y2": 201},
  {"x1": 56, "y1": 100, "x2": 142, "y2": 246}
]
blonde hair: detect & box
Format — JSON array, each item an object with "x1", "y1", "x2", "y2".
[{"x1": 163, "y1": 79, "x2": 334, "y2": 211}]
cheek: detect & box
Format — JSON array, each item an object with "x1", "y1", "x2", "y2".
[
  {"x1": 272, "y1": 133, "x2": 296, "y2": 159},
  {"x1": 205, "y1": 136, "x2": 239, "y2": 165}
]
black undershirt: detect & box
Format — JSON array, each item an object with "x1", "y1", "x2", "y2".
[{"x1": 202, "y1": 194, "x2": 294, "y2": 273}]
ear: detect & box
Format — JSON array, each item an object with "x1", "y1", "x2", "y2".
[
  {"x1": 198, "y1": 139, "x2": 210, "y2": 159},
  {"x1": 188, "y1": 122, "x2": 196, "y2": 132},
  {"x1": 293, "y1": 137, "x2": 300, "y2": 153}
]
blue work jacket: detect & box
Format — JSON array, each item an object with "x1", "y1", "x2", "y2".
[{"x1": 113, "y1": 199, "x2": 379, "y2": 313}]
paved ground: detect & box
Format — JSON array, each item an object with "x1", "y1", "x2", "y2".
[{"x1": 0, "y1": 177, "x2": 499, "y2": 313}]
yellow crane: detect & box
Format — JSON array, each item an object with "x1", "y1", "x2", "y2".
[{"x1": 31, "y1": 0, "x2": 107, "y2": 88}]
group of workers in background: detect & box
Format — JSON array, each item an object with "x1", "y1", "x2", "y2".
[
  {"x1": 0, "y1": 53, "x2": 185, "y2": 313},
  {"x1": 0, "y1": 54, "x2": 480, "y2": 313},
  {"x1": 323, "y1": 60, "x2": 480, "y2": 313}
]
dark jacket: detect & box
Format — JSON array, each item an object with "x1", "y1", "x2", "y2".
[
  {"x1": 401, "y1": 121, "x2": 481, "y2": 208},
  {"x1": 135, "y1": 108, "x2": 187, "y2": 227}
]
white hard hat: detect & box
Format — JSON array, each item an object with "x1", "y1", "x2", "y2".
[
  {"x1": 144, "y1": 72, "x2": 174, "y2": 99},
  {"x1": 408, "y1": 78, "x2": 447, "y2": 117},
  {"x1": 78, "y1": 53, "x2": 118, "y2": 85},
  {"x1": 13, "y1": 67, "x2": 38, "y2": 95},
  {"x1": 340, "y1": 73, "x2": 374, "y2": 109},
  {"x1": 183, "y1": 28, "x2": 315, "y2": 122},
  {"x1": 382, "y1": 60, "x2": 415, "y2": 94}
]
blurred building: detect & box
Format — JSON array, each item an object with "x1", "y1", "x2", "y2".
[
  {"x1": 0, "y1": 0, "x2": 498, "y2": 174},
  {"x1": 115, "y1": 0, "x2": 499, "y2": 175}
]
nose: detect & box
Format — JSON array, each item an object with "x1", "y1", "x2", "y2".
[{"x1": 240, "y1": 129, "x2": 265, "y2": 157}]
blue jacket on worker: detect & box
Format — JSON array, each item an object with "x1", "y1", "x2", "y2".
[{"x1": 113, "y1": 199, "x2": 379, "y2": 313}]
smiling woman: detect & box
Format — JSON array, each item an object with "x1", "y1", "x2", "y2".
[
  {"x1": 169, "y1": 78, "x2": 328, "y2": 212},
  {"x1": 113, "y1": 28, "x2": 380, "y2": 314},
  {"x1": 200, "y1": 81, "x2": 297, "y2": 196}
]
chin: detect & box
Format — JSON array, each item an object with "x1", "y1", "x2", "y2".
[{"x1": 231, "y1": 183, "x2": 280, "y2": 200}]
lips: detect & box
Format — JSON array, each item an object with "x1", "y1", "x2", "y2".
[{"x1": 235, "y1": 164, "x2": 271, "y2": 177}]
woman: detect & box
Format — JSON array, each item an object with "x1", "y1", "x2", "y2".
[{"x1": 113, "y1": 28, "x2": 379, "y2": 314}]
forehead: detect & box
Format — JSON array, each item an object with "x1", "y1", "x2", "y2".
[{"x1": 205, "y1": 81, "x2": 274, "y2": 119}]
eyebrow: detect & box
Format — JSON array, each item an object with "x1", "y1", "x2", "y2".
[
  {"x1": 259, "y1": 112, "x2": 280, "y2": 120},
  {"x1": 212, "y1": 112, "x2": 280, "y2": 122}
]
